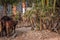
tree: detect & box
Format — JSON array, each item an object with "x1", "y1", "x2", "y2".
[
  {"x1": 0, "y1": 0, "x2": 20, "y2": 16},
  {"x1": 56, "y1": 0, "x2": 60, "y2": 7}
]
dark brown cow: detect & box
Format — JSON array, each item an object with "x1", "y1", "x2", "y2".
[{"x1": 0, "y1": 16, "x2": 18, "y2": 37}]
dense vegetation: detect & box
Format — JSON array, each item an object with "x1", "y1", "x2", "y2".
[
  {"x1": 0, "y1": 0, "x2": 60, "y2": 33},
  {"x1": 23, "y1": 0, "x2": 60, "y2": 32},
  {"x1": 0, "y1": 0, "x2": 20, "y2": 15}
]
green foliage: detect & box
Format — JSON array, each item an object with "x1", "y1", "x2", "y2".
[
  {"x1": 0, "y1": 0, "x2": 20, "y2": 5},
  {"x1": 0, "y1": 0, "x2": 20, "y2": 15},
  {"x1": 24, "y1": 0, "x2": 58, "y2": 30},
  {"x1": 56, "y1": 0, "x2": 60, "y2": 6}
]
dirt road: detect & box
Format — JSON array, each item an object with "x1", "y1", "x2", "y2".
[{"x1": 0, "y1": 27, "x2": 60, "y2": 40}]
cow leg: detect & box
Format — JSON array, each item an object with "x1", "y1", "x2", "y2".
[
  {"x1": 6, "y1": 27, "x2": 8, "y2": 37},
  {"x1": 13, "y1": 21, "x2": 18, "y2": 33},
  {"x1": 0, "y1": 30, "x2": 3, "y2": 37},
  {"x1": 0, "y1": 28, "x2": 2, "y2": 37},
  {"x1": 6, "y1": 22, "x2": 10, "y2": 37},
  {"x1": 13, "y1": 27, "x2": 15, "y2": 33}
]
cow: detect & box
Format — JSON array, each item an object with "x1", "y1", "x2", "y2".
[{"x1": 0, "y1": 16, "x2": 18, "y2": 37}]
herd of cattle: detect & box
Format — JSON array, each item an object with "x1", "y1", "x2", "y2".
[{"x1": 0, "y1": 16, "x2": 18, "y2": 37}]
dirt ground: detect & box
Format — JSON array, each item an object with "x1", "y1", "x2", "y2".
[{"x1": 0, "y1": 27, "x2": 60, "y2": 40}]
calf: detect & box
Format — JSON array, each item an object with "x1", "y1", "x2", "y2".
[{"x1": 1, "y1": 16, "x2": 18, "y2": 37}]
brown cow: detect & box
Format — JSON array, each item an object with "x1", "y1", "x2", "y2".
[{"x1": 1, "y1": 16, "x2": 18, "y2": 37}]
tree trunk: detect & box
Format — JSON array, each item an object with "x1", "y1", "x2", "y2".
[
  {"x1": 3, "y1": 3, "x2": 7, "y2": 16},
  {"x1": 12, "y1": 5, "x2": 17, "y2": 20},
  {"x1": 53, "y1": 0, "x2": 56, "y2": 13},
  {"x1": 22, "y1": 2, "x2": 26, "y2": 15},
  {"x1": 12, "y1": 5, "x2": 17, "y2": 16}
]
